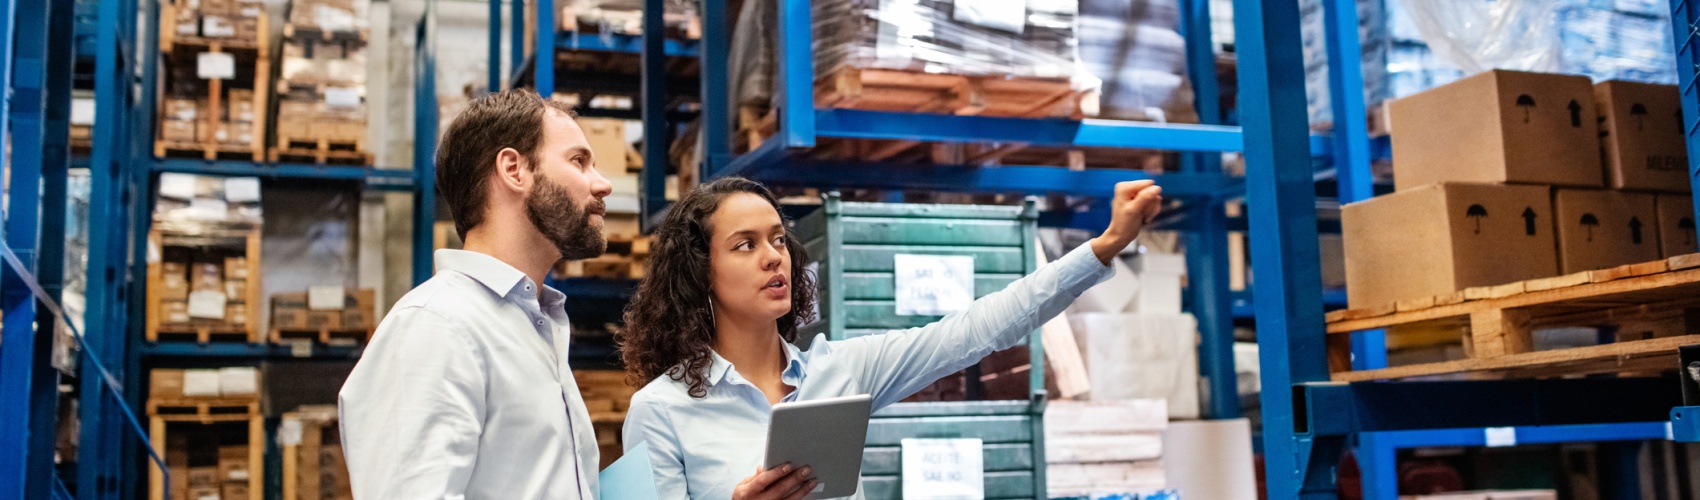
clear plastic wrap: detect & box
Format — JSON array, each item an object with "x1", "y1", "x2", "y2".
[
  {"x1": 811, "y1": 0, "x2": 1089, "y2": 81},
  {"x1": 1404, "y1": 0, "x2": 1562, "y2": 73},
  {"x1": 1299, "y1": 0, "x2": 1390, "y2": 127},
  {"x1": 1076, "y1": 0, "x2": 1198, "y2": 122}
]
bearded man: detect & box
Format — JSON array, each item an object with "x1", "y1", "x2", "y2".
[{"x1": 340, "y1": 89, "x2": 615, "y2": 499}]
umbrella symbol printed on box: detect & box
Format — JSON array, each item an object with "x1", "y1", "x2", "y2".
[
  {"x1": 1467, "y1": 204, "x2": 1488, "y2": 234},
  {"x1": 1581, "y1": 213, "x2": 1600, "y2": 242},
  {"x1": 1516, "y1": 95, "x2": 1536, "y2": 122},
  {"x1": 1631, "y1": 103, "x2": 1648, "y2": 131}
]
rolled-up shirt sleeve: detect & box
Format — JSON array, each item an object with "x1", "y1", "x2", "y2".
[
  {"x1": 339, "y1": 306, "x2": 487, "y2": 499},
  {"x1": 832, "y1": 242, "x2": 1117, "y2": 409}
]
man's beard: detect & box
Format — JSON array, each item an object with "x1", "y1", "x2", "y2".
[{"x1": 526, "y1": 174, "x2": 607, "y2": 260}]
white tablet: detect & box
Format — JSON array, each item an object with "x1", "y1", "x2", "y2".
[{"x1": 764, "y1": 394, "x2": 874, "y2": 498}]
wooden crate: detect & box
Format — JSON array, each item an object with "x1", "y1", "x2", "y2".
[
  {"x1": 280, "y1": 407, "x2": 354, "y2": 500},
  {"x1": 574, "y1": 370, "x2": 636, "y2": 468},
  {"x1": 147, "y1": 398, "x2": 264, "y2": 500},
  {"x1": 156, "y1": 3, "x2": 270, "y2": 161},
  {"x1": 1325, "y1": 254, "x2": 1700, "y2": 382},
  {"x1": 146, "y1": 226, "x2": 264, "y2": 344}
]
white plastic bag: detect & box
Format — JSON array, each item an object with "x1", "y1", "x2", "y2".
[{"x1": 1404, "y1": 0, "x2": 1561, "y2": 73}]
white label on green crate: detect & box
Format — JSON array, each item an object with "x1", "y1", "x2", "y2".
[
  {"x1": 901, "y1": 438, "x2": 984, "y2": 500},
  {"x1": 196, "y1": 52, "x2": 235, "y2": 80},
  {"x1": 894, "y1": 254, "x2": 975, "y2": 316},
  {"x1": 1484, "y1": 427, "x2": 1517, "y2": 447}
]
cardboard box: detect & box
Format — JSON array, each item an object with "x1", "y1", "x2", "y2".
[
  {"x1": 227, "y1": 89, "x2": 255, "y2": 122},
  {"x1": 1596, "y1": 81, "x2": 1688, "y2": 192},
  {"x1": 1554, "y1": 189, "x2": 1661, "y2": 273},
  {"x1": 187, "y1": 466, "x2": 219, "y2": 487},
  {"x1": 219, "y1": 367, "x2": 258, "y2": 396},
  {"x1": 1390, "y1": 70, "x2": 1604, "y2": 191},
  {"x1": 1657, "y1": 194, "x2": 1697, "y2": 257},
  {"x1": 219, "y1": 445, "x2": 251, "y2": 482},
  {"x1": 307, "y1": 310, "x2": 343, "y2": 329},
  {"x1": 224, "y1": 280, "x2": 247, "y2": 301},
  {"x1": 227, "y1": 303, "x2": 248, "y2": 326},
  {"x1": 352, "y1": 288, "x2": 376, "y2": 311},
  {"x1": 187, "y1": 486, "x2": 221, "y2": 500},
  {"x1": 273, "y1": 292, "x2": 309, "y2": 329},
  {"x1": 161, "y1": 262, "x2": 191, "y2": 301},
  {"x1": 579, "y1": 118, "x2": 631, "y2": 173},
  {"x1": 1343, "y1": 183, "x2": 1559, "y2": 308},
  {"x1": 151, "y1": 369, "x2": 186, "y2": 399},
  {"x1": 165, "y1": 99, "x2": 200, "y2": 122},
  {"x1": 342, "y1": 308, "x2": 371, "y2": 330},
  {"x1": 169, "y1": 465, "x2": 190, "y2": 500},
  {"x1": 224, "y1": 256, "x2": 248, "y2": 279},
  {"x1": 162, "y1": 119, "x2": 198, "y2": 143},
  {"x1": 161, "y1": 299, "x2": 192, "y2": 324},
  {"x1": 191, "y1": 262, "x2": 223, "y2": 291},
  {"x1": 220, "y1": 484, "x2": 248, "y2": 500},
  {"x1": 201, "y1": 15, "x2": 235, "y2": 38}
]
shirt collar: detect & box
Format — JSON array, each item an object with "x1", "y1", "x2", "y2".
[
  {"x1": 705, "y1": 340, "x2": 808, "y2": 387},
  {"x1": 434, "y1": 249, "x2": 530, "y2": 298}
]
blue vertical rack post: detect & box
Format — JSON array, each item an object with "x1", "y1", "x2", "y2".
[
  {"x1": 417, "y1": 2, "x2": 441, "y2": 287},
  {"x1": 1178, "y1": 0, "x2": 1239, "y2": 420}
]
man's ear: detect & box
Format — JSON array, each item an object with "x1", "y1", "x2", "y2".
[{"x1": 492, "y1": 147, "x2": 531, "y2": 195}]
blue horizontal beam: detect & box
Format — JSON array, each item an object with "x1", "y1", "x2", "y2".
[
  {"x1": 556, "y1": 31, "x2": 698, "y2": 57},
  {"x1": 545, "y1": 277, "x2": 639, "y2": 300},
  {"x1": 746, "y1": 160, "x2": 1233, "y2": 198},
  {"x1": 1371, "y1": 422, "x2": 1671, "y2": 449},
  {"x1": 1233, "y1": 289, "x2": 1346, "y2": 319},
  {"x1": 140, "y1": 342, "x2": 364, "y2": 359},
  {"x1": 153, "y1": 159, "x2": 414, "y2": 189},
  {"x1": 812, "y1": 109, "x2": 1334, "y2": 154},
  {"x1": 1301, "y1": 377, "x2": 1681, "y2": 437}
]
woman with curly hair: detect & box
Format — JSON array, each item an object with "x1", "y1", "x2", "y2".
[{"x1": 619, "y1": 177, "x2": 1163, "y2": 500}]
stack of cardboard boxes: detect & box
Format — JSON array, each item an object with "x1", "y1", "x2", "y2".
[
  {"x1": 161, "y1": 0, "x2": 266, "y2": 152},
  {"x1": 164, "y1": 436, "x2": 256, "y2": 500},
  {"x1": 150, "y1": 367, "x2": 262, "y2": 402},
  {"x1": 152, "y1": 174, "x2": 263, "y2": 339},
  {"x1": 171, "y1": 0, "x2": 265, "y2": 42},
  {"x1": 271, "y1": 288, "x2": 378, "y2": 336},
  {"x1": 274, "y1": 0, "x2": 369, "y2": 155},
  {"x1": 1343, "y1": 69, "x2": 1692, "y2": 308},
  {"x1": 158, "y1": 256, "x2": 252, "y2": 331},
  {"x1": 281, "y1": 407, "x2": 354, "y2": 500}
]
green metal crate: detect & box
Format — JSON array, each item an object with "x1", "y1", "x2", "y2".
[{"x1": 792, "y1": 194, "x2": 1047, "y2": 500}]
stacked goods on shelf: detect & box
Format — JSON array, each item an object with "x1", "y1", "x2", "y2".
[
  {"x1": 147, "y1": 367, "x2": 265, "y2": 500},
  {"x1": 148, "y1": 173, "x2": 264, "y2": 343},
  {"x1": 1076, "y1": 0, "x2": 1197, "y2": 124},
  {"x1": 530, "y1": 0, "x2": 701, "y2": 39},
  {"x1": 70, "y1": 90, "x2": 95, "y2": 150},
  {"x1": 157, "y1": 0, "x2": 269, "y2": 160},
  {"x1": 1299, "y1": 0, "x2": 1389, "y2": 129},
  {"x1": 573, "y1": 370, "x2": 638, "y2": 468},
  {"x1": 270, "y1": 287, "x2": 378, "y2": 345},
  {"x1": 272, "y1": 0, "x2": 371, "y2": 165},
  {"x1": 1064, "y1": 251, "x2": 1200, "y2": 419},
  {"x1": 280, "y1": 406, "x2": 354, "y2": 500},
  {"x1": 1336, "y1": 68, "x2": 1695, "y2": 379},
  {"x1": 1044, "y1": 400, "x2": 1168, "y2": 498}
]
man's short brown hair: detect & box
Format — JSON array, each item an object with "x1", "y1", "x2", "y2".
[{"x1": 435, "y1": 90, "x2": 576, "y2": 239}]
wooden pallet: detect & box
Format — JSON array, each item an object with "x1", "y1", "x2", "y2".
[
  {"x1": 154, "y1": 325, "x2": 258, "y2": 344},
  {"x1": 552, "y1": 236, "x2": 652, "y2": 279},
  {"x1": 146, "y1": 227, "x2": 263, "y2": 343},
  {"x1": 1325, "y1": 254, "x2": 1700, "y2": 382},
  {"x1": 269, "y1": 137, "x2": 371, "y2": 166},
  {"x1": 149, "y1": 398, "x2": 264, "y2": 500},
  {"x1": 270, "y1": 327, "x2": 374, "y2": 346},
  {"x1": 816, "y1": 67, "x2": 1091, "y2": 119},
  {"x1": 147, "y1": 398, "x2": 261, "y2": 423},
  {"x1": 156, "y1": 140, "x2": 265, "y2": 161}
]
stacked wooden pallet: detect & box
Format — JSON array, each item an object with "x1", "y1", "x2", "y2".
[
  {"x1": 156, "y1": 0, "x2": 271, "y2": 161},
  {"x1": 147, "y1": 226, "x2": 264, "y2": 344},
  {"x1": 147, "y1": 367, "x2": 265, "y2": 500},
  {"x1": 270, "y1": 0, "x2": 371, "y2": 165},
  {"x1": 1325, "y1": 254, "x2": 1700, "y2": 382},
  {"x1": 280, "y1": 406, "x2": 354, "y2": 500},
  {"x1": 270, "y1": 288, "x2": 378, "y2": 346}
]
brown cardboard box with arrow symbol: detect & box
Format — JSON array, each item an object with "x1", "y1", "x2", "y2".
[
  {"x1": 1389, "y1": 70, "x2": 1605, "y2": 192},
  {"x1": 1553, "y1": 189, "x2": 1661, "y2": 274},
  {"x1": 1342, "y1": 183, "x2": 1558, "y2": 308},
  {"x1": 1655, "y1": 194, "x2": 1697, "y2": 258},
  {"x1": 1595, "y1": 81, "x2": 1689, "y2": 192}
]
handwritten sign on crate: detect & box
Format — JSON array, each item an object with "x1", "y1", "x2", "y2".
[
  {"x1": 901, "y1": 438, "x2": 984, "y2": 500},
  {"x1": 894, "y1": 254, "x2": 975, "y2": 316}
]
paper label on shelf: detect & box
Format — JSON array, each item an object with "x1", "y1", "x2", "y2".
[
  {"x1": 183, "y1": 369, "x2": 221, "y2": 397},
  {"x1": 187, "y1": 198, "x2": 229, "y2": 221},
  {"x1": 278, "y1": 417, "x2": 304, "y2": 446},
  {"x1": 224, "y1": 177, "x2": 261, "y2": 203},
  {"x1": 290, "y1": 340, "x2": 313, "y2": 358},
  {"x1": 196, "y1": 51, "x2": 236, "y2": 80},
  {"x1": 308, "y1": 286, "x2": 345, "y2": 311},
  {"x1": 324, "y1": 87, "x2": 362, "y2": 108},
  {"x1": 187, "y1": 290, "x2": 228, "y2": 319},
  {"x1": 952, "y1": 0, "x2": 1026, "y2": 34},
  {"x1": 70, "y1": 98, "x2": 96, "y2": 126},
  {"x1": 228, "y1": 469, "x2": 249, "y2": 480},
  {"x1": 894, "y1": 254, "x2": 975, "y2": 316},
  {"x1": 159, "y1": 173, "x2": 198, "y2": 200},
  {"x1": 900, "y1": 438, "x2": 984, "y2": 500},
  {"x1": 1484, "y1": 427, "x2": 1517, "y2": 447}
]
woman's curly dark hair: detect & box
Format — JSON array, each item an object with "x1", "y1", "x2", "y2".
[{"x1": 619, "y1": 177, "x2": 818, "y2": 397}]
